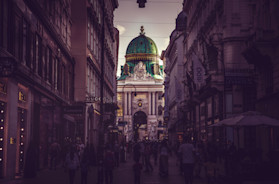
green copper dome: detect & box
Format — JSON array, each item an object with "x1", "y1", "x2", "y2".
[
  {"x1": 125, "y1": 26, "x2": 158, "y2": 62},
  {"x1": 118, "y1": 26, "x2": 163, "y2": 81},
  {"x1": 126, "y1": 35, "x2": 158, "y2": 55}
]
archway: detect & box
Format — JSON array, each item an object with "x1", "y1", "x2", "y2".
[{"x1": 133, "y1": 111, "x2": 147, "y2": 141}]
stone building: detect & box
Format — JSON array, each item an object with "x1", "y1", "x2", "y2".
[
  {"x1": 181, "y1": 0, "x2": 279, "y2": 150},
  {"x1": 0, "y1": 0, "x2": 119, "y2": 179},
  {"x1": 0, "y1": 0, "x2": 74, "y2": 178},
  {"x1": 161, "y1": 11, "x2": 187, "y2": 144},
  {"x1": 71, "y1": 0, "x2": 118, "y2": 147},
  {"x1": 117, "y1": 27, "x2": 165, "y2": 142}
]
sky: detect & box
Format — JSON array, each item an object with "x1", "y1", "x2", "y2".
[{"x1": 114, "y1": 0, "x2": 183, "y2": 77}]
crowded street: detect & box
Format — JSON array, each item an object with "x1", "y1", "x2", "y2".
[{"x1": 1, "y1": 140, "x2": 278, "y2": 184}]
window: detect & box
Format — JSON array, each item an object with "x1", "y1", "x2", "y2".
[
  {"x1": 94, "y1": 31, "x2": 97, "y2": 56},
  {"x1": 54, "y1": 58, "x2": 58, "y2": 90},
  {"x1": 14, "y1": 15, "x2": 21, "y2": 60},
  {"x1": 87, "y1": 19, "x2": 90, "y2": 47},
  {"x1": 44, "y1": 46, "x2": 49, "y2": 80},
  {"x1": 93, "y1": 72, "x2": 96, "y2": 96},
  {"x1": 87, "y1": 66, "x2": 90, "y2": 93},
  {"x1": 41, "y1": 45, "x2": 45, "y2": 78},
  {"x1": 22, "y1": 19, "x2": 28, "y2": 66},
  {"x1": 48, "y1": 48, "x2": 53, "y2": 84},
  {"x1": 57, "y1": 60, "x2": 61, "y2": 91},
  {"x1": 90, "y1": 20, "x2": 94, "y2": 51},
  {"x1": 29, "y1": 33, "x2": 34, "y2": 69},
  {"x1": 62, "y1": 64, "x2": 66, "y2": 95},
  {"x1": 0, "y1": 0, "x2": 8, "y2": 48},
  {"x1": 35, "y1": 34, "x2": 42, "y2": 76}
]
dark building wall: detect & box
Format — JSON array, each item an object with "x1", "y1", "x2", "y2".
[{"x1": 0, "y1": 0, "x2": 74, "y2": 178}]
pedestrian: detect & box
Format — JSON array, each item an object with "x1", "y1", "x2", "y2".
[
  {"x1": 178, "y1": 136, "x2": 195, "y2": 184},
  {"x1": 133, "y1": 158, "x2": 143, "y2": 184},
  {"x1": 104, "y1": 146, "x2": 115, "y2": 184},
  {"x1": 152, "y1": 142, "x2": 158, "y2": 165},
  {"x1": 133, "y1": 141, "x2": 141, "y2": 162},
  {"x1": 65, "y1": 146, "x2": 80, "y2": 184},
  {"x1": 49, "y1": 140, "x2": 61, "y2": 170},
  {"x1": 204, "y1": 157, "x2": 219, "y2": 184},
  {"x1": 159, "y1": 139, "x2": 170, "y2": 177},
  {"x1": 194, "y1": 141, "x2": 205, "y2": 178},
  {"x1": 140, "y1": 141, "x2": 145, "y2": 166},
  {"x1": 97, "y1": 159, "x2": 104, "y2": 184},
  {"x1": 80, "y1": 147, "x2": 90, "y2": 184},
  {"x1": 114, "y1": 142, "x2": 120, "y2": 167},
  {"x1": 144, "y1": 143, "x2": 153, "y2": 172}
]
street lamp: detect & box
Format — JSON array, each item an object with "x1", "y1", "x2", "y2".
[{"x1": 137, "y1": 0, "x2": 147, "y2": 8}]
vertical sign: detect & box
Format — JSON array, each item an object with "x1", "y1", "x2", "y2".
[{"x1": 192, "y1": 54, "x2": 205, "y2": 85}]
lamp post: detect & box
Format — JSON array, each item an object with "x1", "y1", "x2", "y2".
[{"x1": 121, "y1": 83, "x2": 137, "y2": 142}]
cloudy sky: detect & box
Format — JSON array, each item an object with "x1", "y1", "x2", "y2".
[{"x1": 114, "y1": 0, "x2": 183, "y2": 76}]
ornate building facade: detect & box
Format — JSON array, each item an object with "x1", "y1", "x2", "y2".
[
  {"x1": 117, "y1": 27, "x2": 165, "y2": 142},
  {"x1": 180, "y1": 0, "x2": 279, "y2": 150}
]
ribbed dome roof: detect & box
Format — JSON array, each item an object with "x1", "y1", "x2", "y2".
[
  {"x1": 118, "y1": 26, "x2": 163, "y2": 81},
  {"x1": 125, "y1": 26, "x2": 158, "y2": 58},
  {"x1": 126, "y1": 34, "x2": 158, "y2": 55}
]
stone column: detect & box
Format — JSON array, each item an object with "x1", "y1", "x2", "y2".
[
  {"x1": 152, "y1": 92, "x2": 156, "y2": 115},
  {"x1": 148, "y1": 92, "x2": 151, "y2": 115},
  {"x1": 128, "y1": 92, "x2": 132, "y2": 115},
  {"x1": 124, "y1": 91, "x2": 127, "y2": 115}
]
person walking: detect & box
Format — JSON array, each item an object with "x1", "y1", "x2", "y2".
[
  {"x1": 65, "y1": 146, "x2": 80, "y2": 184},
  {"x1": 49, "y1": 140, "x2": 61, "y2": 170},
  {"x1": 104, "y1": 147, "x2": 115, "y2": 184},
  {"x1": 80, "y1": 147, "x2": 90, "y2": 184},
  {"x1": 159, "y1": 139, "x2": 170, "y2": 177},
  {"x1": 178, "y1": 136, "x2": 195, "y2": 184},
  {"x1": 97, "y1": 159, "x2": 104, "y2": 184},
  {"x1": 152, "y1": 142, "x2": 158, "y2": 166},
  {"x1": 114, "y1": 142, "x2": 120, "y2": 167},
  {"x1": 133, "y1": 158, "x2": 143, "y2": 184},
  {"x1": 144, "y1": 143, "x2": 153, "y2": 172}
]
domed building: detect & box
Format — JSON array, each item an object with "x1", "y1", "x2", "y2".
[{"x1": 117, "y1": 26, "x2": 165, "y2": 142}]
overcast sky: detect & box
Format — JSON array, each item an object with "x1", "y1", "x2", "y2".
[{"x1": 114, "y1": 0, "x2": 183, "y2": 76}]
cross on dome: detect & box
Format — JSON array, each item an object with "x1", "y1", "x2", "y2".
[{"x1": 140, "y1": 26, "x2": 145, "y2": 35}]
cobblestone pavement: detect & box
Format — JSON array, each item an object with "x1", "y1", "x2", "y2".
[{"x1": 1, "y1": 154, "x2": 278, "y2": 184}]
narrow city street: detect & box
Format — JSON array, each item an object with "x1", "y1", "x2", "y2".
[
  {"x1": 1, "y1": 0, "x2": 279, "y2": 183},
  {"x1": 1, "y1": 153, "x2": 278, "y2": 184}
]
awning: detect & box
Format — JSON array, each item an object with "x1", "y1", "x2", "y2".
[{"x1": 63, "y1": 114, "x2": 76, "y2": 123}]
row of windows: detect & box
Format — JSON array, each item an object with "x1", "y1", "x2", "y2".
[
  {"x1": 87, "y1": 63, "x2": 114, "y2": 105},
  {"x1": 87, "y1": 64, "x2": 100, "y2": 98},
  {"x1": 104, "y1": 55, "x2": 114, "y2": 87},
  {"x1": 87, "y1": 15, "x2": 101, "y2": 65},
  {"x1": 0, "y1": 1, "x2": 73, "y2": 100},
  {"x1": 43, "y1": 0, "x2": 71, "y2": 48},
  {"x1": 88, "y1": 0, "x2": 102, "y2": 25}
]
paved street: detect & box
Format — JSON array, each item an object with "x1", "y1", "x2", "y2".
[
  {"x1": 1, "y1": 154, "x2": 278, "y2": 184},
  {"x1": 1, "y1": 155, "x2": 204, "y2": 184}
]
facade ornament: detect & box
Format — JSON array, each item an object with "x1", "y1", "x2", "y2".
[{"x1": 128, "y1": 61, "x2": 152, "y2": 81}]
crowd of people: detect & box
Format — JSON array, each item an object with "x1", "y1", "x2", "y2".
[{"x1": 44, "y1": 136, "x2": 270, "y2": 184}]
